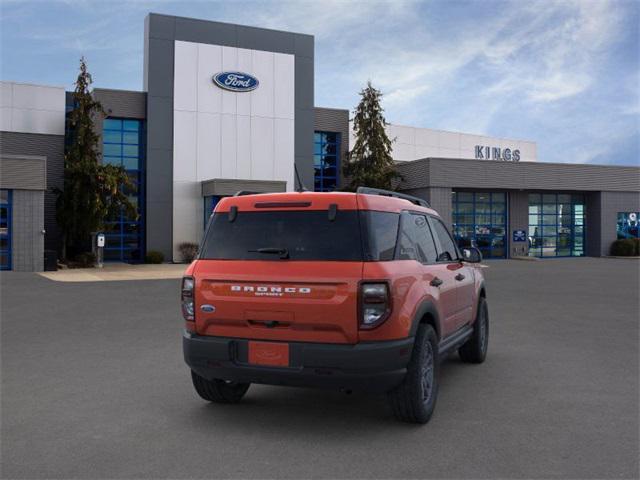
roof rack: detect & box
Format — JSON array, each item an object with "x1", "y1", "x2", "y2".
[
  {"x1": 233, "y1": 190, "x2": 263, "y2": 197},
  {"x1": 356, "y1": 187, "x2": 430, "y2": 208}
]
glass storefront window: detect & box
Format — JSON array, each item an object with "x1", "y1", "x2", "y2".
[
  {"x1": 452, "y1": 191, "x2": 507, "y2": 258},
  {"x1": 528, "y1": 193, "x2": 585, "y2": 257},
  {"x1": 102, "y1": 118, "x2": 145, "y2": 263},
  {"x1": 0, "y1": 190, "x2": 11, "y2": 270},
  {"x1": 314, "y1": 131, "x2": 340, "y2": 192}
]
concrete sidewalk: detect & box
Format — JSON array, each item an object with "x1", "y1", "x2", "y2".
[{"x1": 37, "y1": 263, "x2": 187, "y2": 282}]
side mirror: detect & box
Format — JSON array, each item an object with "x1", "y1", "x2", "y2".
[{"x1": 462, "y1": 247, "x2": 482, "y2": 263}]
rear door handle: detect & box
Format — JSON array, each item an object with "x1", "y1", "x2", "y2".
[
  {"x1": 430, "y1": 277, "x2": 443, "y2": 287},
  {"x1": 455, "y1": 273, "x2": 466, "y2": 281}
]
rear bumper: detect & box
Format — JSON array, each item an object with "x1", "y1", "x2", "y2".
[{"x1": 183, "y1": 331, "x2": 414, "y2": 393}]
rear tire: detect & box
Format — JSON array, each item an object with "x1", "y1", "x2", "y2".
[
  {"x1": 191, "y1": 371, "x2": 250, "y2": 403},
  {"x1": 387, "y1": 324, "x2": 439, "y2": 424},
  {"x1": 459, "y1": 296, "x2": 489, "y2": 364}
]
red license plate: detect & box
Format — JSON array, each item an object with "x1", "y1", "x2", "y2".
[{"x1": 248, "y1": 341, "x2": 289, "y2": 367}]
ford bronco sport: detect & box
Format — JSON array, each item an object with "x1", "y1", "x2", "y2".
[{"x1": 182, "y1": 187, "x2": 488, "y2": 423}]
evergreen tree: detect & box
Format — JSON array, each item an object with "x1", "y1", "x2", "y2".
[
  {"x1": 343, "y1": 81, "x2": 399, "y2": 191},
  {"x1": 56, "y1": 57, "x2": 135, "y2": 260}
]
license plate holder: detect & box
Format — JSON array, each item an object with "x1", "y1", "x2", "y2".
[{"x1": 248, "y1": 341, "x2": 290, "y2": 367}]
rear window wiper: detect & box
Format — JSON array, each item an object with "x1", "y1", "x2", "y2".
[{"x1": 248, "y1": 247, "x2": 290, "y2": 259}]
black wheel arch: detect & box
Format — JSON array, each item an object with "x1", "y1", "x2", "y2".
[
  {"x1": 409, "y1": 300, "x2": 442, "y2": 340},
  {"x1": 478, "y1": 280, "x2": 487, "y2": 299}
]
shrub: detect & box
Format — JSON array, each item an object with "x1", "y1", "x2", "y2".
[
  {"x1": 178, "y1": 242, "x2": 199, "y2": 263},
  {"x1": 145, "y1": 250, "x2": 164, "y2": 264},
  {"x1": 74, "y1": 252, "x2": 96, "y2": 268},
  {"x1": 610, "y1": 239, "x2": 639, "y2": 256}
]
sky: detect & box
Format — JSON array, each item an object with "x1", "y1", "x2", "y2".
[{"x1": 1, "y1": 0, "x2": 638, "y2": 166}]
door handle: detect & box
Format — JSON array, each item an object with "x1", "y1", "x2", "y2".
[
  {"x1": 430, "y1": 277, "x2": 443, "y2": 287},
  {"x1": 455, "y1": 273, "x2": 466, "y2": 281}
]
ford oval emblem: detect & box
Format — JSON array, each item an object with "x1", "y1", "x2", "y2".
[
  {"x1": 200, "y1": 304, "x2": 216, "y2": 313},
  {"x1": 212, "y1": 72, "x2": 259, "y2": 92}
]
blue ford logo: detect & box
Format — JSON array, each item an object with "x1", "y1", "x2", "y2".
[
  {"x1": 200, "y1": 304, "x2": 216, "y2": 313},
  {"x1": 212, "y1": 72, "x2": 259, "y2": 92}
]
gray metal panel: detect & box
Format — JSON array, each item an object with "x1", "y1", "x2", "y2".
[
  {"x1": 508, "y1": 191, "x2": 529, "y2": 257},
  {"x1": 429, "y1": 159, "x2": 527, "y2": 190},
  {"x1": 201, "y1": 179, "x2": 287, "y2": 197},
  {"x1": 400, "y1": 188, "x2": 430, "y2": 204},
  {"x1": 145, "y1": 199, "x2": 172, "y2": 256},
  {"x1": 146, "y1": 12, "x2": 176, "y2": 40},
  {"x1": 397, "y1": 158, "x2": 640, "y2": 192},
  {"x1": 236, "y1": 25, "x2": 296, "y2": 54},
  {"x1": 294, "y1": 52, "x2": 315, "y2": 190},
  {"x1": 429, "y1": 187, "x2": 452, "y2": 228},
  {"x1": 294, "y1": 56, "x2": 314, "y2": 111},
  {"x1": 147, "y1": 96, "x2": 173, "y2": 150},
  {"x1": 295, "y1": 107, "x2": 315, "y2": 188},
  {"x1": 175, "y1": 17, "x2": 237, "y2": 46},
  {"x1": 585, "y1": 192, "x2": 602, "y2": 257},
  {"x1": 94, "y1": 89, "x2": 146, "y2": 119},
  {"x1": 11, "y1": 189, "x2": 44, "y2": 271},
  {"x1": 294, "y1": 34, "x2": 314, "y2": 59},
  {"x1": 314, "y1": 107, "x2": 349, "y2": 189},
  {"x1": 144, "y1": 13, "x2": 314, "y2": 260},
  {"x1": 597, "y1": 191, "x2": 640, "y2": 256},
  {"x1": 0, "y1": 155, "x2": 46, "y2": 190},
  {"x1": 0, "y1": 132, "x2": 62, "y2": 252},
  {"x1": 146, "y1": 148, "x2": 172, "y2": 202},
  {"x1": 314, "y1": 107, "x2": 349, "y2": 132},
  {"x1": 143, "y1": 16, "x2": 150, "y2": 91},
  {"x1": 396, "y1": 158, "x2": 430, "y2": 189},
  {"x1": 92, "y1": 90, "x2": 147, "y2": 175},
  {"x1": 146, "y1": 38, "x2": 175, "y2": 99},
  {"x1": 401, "y1": 187, "x2": 451, "y2": 227}
]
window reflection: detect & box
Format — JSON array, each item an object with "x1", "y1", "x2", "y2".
[
  {"x1": 452, "y1": 191, "x2": 507, "y2": 258},
  {"x1": 313, "y1": 131, "x2": 340, "y2": 192},
  {"x1": 101, "y1": 118, "x2": 145, "y2": 263}
]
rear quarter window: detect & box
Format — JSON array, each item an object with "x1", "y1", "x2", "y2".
[
  {"x1": 397, "y1": 213, "x2": 439, "y2": 263},
  {"x1": 360, "y1": 211, "x2": 400, "y2": 261}
]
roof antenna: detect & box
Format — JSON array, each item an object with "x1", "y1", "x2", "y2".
[{"x1": 294, "y1": 164, "x2": 309, "y2": 192}]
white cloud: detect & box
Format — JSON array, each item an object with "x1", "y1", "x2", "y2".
[{"x1": 1, "y1": 0, "x2": 636, "y2": 165}]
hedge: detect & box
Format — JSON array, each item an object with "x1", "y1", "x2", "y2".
[
  {"x1": 145, "y1": 250, "x2": 165, "y2": 264},
  {"x1": 610, "y1": 238, "x2": 640, "y2": 256}
]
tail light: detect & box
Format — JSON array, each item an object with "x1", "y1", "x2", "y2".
[
  {"x1": 181, "y1": 276, "x2": 195, "y2": 321},
  {"x1": 359, "y1": 282, "x2": 391, "y2": 329}
]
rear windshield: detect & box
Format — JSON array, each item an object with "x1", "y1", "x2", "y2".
[
  {"x1": 200, "y1": 210, "x2": 400, "y2": 262},
  {"x1": 201, "y1": 210, "x2": 363, "y2": 261}
]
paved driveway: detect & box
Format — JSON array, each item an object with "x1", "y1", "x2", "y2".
[{"x1": 1, "y1": 258, "x2": 638, "y2": 479}]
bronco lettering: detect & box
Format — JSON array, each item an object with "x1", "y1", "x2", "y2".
[{"x1": 230, "y1": 285, "x2": 311, "y2": 294}]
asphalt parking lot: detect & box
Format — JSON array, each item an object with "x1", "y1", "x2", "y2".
[{"x1": 1, "y1": 258, "x2": 638, "y2": 479}]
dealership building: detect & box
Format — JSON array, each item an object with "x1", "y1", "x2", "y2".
[{"x1": 1, "y1": 13, "x2": 639, "y2": 271}]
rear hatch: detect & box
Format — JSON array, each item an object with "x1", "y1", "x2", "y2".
[{"x1": 193, "y1": 193, "x2": 363, "y2": 344}]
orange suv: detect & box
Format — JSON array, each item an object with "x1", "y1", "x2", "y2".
[{"x1": 182, "y1": 188, "x2": 488, "y2": 423}]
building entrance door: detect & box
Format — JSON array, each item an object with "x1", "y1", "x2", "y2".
[
  {"x1": 452, "y1": 191, "x2": 507, "y2": 259},
  {"x1": 527, "y1": 193, "x2": 585, "y2": 257}
]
